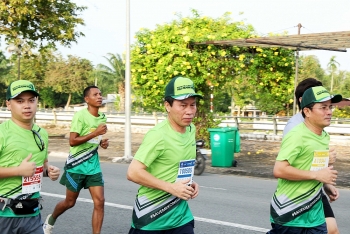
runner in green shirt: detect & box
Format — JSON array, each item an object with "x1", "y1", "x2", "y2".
[
  {"x1": 43, "y1": 86, "x2": 109, "y2": 234},
  {"x1": 267, "y1": 86, "x2": 342, "y2": 234},
  {"x1": 0, "y1": 80, "x2": 60, "y2": 234},
  {"x1": 127, "y1": 76, "x2": 202, "y2": 233}
]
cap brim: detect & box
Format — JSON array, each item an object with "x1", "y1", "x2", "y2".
[
  {"x1": 318, "y1": 94, "x2": 342, "y2": 104},
  {"x1": 172, "y1": 93, "x2": 203, "y2": 100},
  {"x1": 9, "y1": 90, "x2": 40, "y2": 100}
]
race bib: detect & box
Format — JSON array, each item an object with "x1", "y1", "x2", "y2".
[
  {"x1": 310, "y1": 150, "x2": 329, "y2": 171},
  {"x1": 175, "y1": 159, "x2": 195, "y2": 185},
  {"x1": 22, "y1": 166, "x2": 43, "y2": 193},
  {"x1": 87, "y1": 128, "x2": 102, "y2": 144}
]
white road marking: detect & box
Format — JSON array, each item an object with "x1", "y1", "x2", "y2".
[
  {"x1": 199, "y1": 185, "x2": 227, "y2": 190},
  {"x1": 41, "y1": 192, "x2": 269, "y2": 233}
]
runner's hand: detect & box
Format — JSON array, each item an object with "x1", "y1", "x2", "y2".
[
  {"x1": 171, "y1": 179, "x2": 194, "y2": 201},
  {"x1": 100, "y1": 138, "x2": 109, "y2": 149},
  {"x1": 323, "y1": 184, "x2": 339, "y2": 202},
  {"x1": 329, "y1": 147, "x2": 337, "y2": 165},
  {"x1": 47, "y1": 165, "x2": 60, "y2": 181},
  {"x1": 190, "y1": 181, "x2": 199, "y2": 199},
  {"x1": 315, "y1": 166, "x2": 337, "y2": 185},
  {"x1": 95, "y1": 123, "x2": 108, "y2": 136},
  {"x1": 18, "y1": 154, "x2": 36, "y2": 177}
]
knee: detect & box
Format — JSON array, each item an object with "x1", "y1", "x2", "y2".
[
  {"x1": 65, "y1": 199, "x2": 77, "y2": 208},
  {"x1": 94, "y1": 196, "x2": 105, "y2": 208}
]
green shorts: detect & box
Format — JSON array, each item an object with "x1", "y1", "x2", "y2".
[{"x1": 59, "y1": 171, "x2": 104, "y2": 192}]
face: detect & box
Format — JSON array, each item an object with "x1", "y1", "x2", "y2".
[
  {"x1": 6, "y1": 91, "x2": 38, "y2": 124},
  {"x1": 85, "y1": 88, "x2": 103, "y2": 107},
  {"x1": 165, "y1": 97, "x2": 197, "y2": 133},
  {"x1": 304, "y1": 100, "x2": 333, "y2": 128}
]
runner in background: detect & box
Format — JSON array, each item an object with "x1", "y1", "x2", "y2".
[
  {"x1": 283, "y1": 78, "x2": 340, "y2": 234},
  {"x1": 43, "y1": 86, "x2": 109, "y2": 234}
]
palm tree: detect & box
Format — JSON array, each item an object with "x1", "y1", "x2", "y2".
[
  {"x1": 96, "y1": 53, "x2": 125, "y2": 112},
  {"x1": 327, "y1": 56, "x2": 340, "y2": 92}
]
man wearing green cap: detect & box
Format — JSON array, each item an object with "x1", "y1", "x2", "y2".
[
  {"x1": 0, "y1": 80, "x2": 60, "y2": 234},
  {"x1": 127, "y1": 76, "x2": 202, "y2": 233},
  {"x1": 267, "y1": 86, "x2": 342, "y2": 234}
]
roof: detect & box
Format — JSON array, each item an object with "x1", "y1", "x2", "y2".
[{"x1": 193, "y1": 31, "x2": 350, "y2": 52}]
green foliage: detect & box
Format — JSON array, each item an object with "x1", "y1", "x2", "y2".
[
  {"x1": 0, "y1": 0, "x2": 86, "y2": 51},
  {"x1": 96, "y1": 53, "x2": 125, "y2": 111},
  {"x1": 130, "y1": 10, "x2": 295, "y2": 116},
  {"x1": 299, "y1": 55, "x2": 325, "y2": 82},
  {"x1": 332, "y1": 107, "x2": 350, "y2": 118},
  {"x1": 44, "y1": 55, "x2": 93, "y2": 107},
  {"x1": 192, "y1": 112, "x2": 221, "y2": 148}
]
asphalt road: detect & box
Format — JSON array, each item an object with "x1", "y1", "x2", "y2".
[{"x1": 40, "y1": 156, "x2": 350, "y2": 234}]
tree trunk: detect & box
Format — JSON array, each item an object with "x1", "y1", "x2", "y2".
[
  {"x1": 65, "y1": 93, "x2": 72, "y2": 110},
  {"x1": 119, "y1": 82, "x2": 125, "y2": 112}
]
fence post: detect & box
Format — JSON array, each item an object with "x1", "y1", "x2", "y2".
[
  {"x1": 52, "y1": 109, "x2": 57, "y2": 124},
  {"x1": 234, "y1": 117, "x2": 239, "y2": 129},
  {"x1": 153, "y1": 111, "x2": 158, "y2": 126},
  {"x1": 272, "y1": 117, "x2": 277, "y2": 135}
]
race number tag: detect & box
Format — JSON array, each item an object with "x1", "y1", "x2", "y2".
[
  {"x1": 87, "y1": 128, "x2": 102, "y2": 144},
  {"x1": 175, "y1": 159, "x2": 195, "y2": 185},
  {"x1": 22, "y1": 166, "x2": 43, "y2": 193},
  {"x1": 310, "y1": 150, "x2": 329, "y2": 171}
]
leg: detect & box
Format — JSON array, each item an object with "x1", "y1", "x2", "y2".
[
  {"x1": 322, "y1": 193, "x2": 339, "y2": 234},
  {"x1": 89, "y1": 186, "x2": 105, "y2": 234},
  {"x1": 51, "y1": 188, "x2": 80, "y2": 219}
]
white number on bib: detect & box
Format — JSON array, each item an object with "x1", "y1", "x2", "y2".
[
  {"x1": 175, "y1": 159, "x2": 195, "y2": 185},
  {"x1": 22, "y1": 166, "x2": 43, "y2": 193}
]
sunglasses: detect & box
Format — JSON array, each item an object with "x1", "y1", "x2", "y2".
[{"x1": 32, "y1": 130, "x2": 45, "y2": 151}]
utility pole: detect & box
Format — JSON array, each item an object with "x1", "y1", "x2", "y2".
[{"x1": 292, "y1": 23, "x2": 302, "y2": 115}]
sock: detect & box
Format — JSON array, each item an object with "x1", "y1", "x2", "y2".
[{"x1": 48, "y1": 215, "x2": 56, "y2": 225}]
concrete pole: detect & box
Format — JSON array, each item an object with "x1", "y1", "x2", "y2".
[{"x1": 124, "y1": 0, "x2": 132, "y2": 158}]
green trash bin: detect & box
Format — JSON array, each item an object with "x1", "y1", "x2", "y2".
[{"x1": 208, "y1": 127, "x2": 240, "y2": 167}]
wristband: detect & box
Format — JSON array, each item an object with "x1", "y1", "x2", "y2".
[{"x1": 45, "y1": 169, "x2": 49, "y2": 177}]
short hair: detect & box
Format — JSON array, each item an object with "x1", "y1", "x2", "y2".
[
  {"x1": 295, "y1": 78, "x2": 323, "y2": 109},
  {"x1": 164, "y1": 96, "x2": 175, "y2": 107},
  {"x1": 301, "y1": 102, "x2": 316, "y2": 118},
  {"x1": 83, "y1": 85, "x2": 99, "y2": 97}
]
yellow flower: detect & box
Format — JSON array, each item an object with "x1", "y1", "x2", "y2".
[
  {"x1": 274, "y1": 52, "x2": 279, "y2": 55},
  {"x1": 173, "y1": 71, "x2": 179, "y2": 75},
  {"x1": 240, "y1": 64, "x2": 245, "y2": 68},
  {"x1": 183, "y1": 36, "x2": 190, "y2": 42},
  {"x1": 259, "y1": 82, "x2": 264, "y2": 86},
  {"x1": 285, "y1": 63, "x2": 289, "y2": 66}
]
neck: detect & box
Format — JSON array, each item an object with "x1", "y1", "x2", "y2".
[
  {"x1": 303, "y1": 119, "x2": 323, "y2": 135},
  {"x1": 167, "y1": 118, "x2": 187, "y2": 133},
  {"x1": 87, "y1": 106, "x2": 99, "y2": 117},
  {"x1": 11, "y1": 118, "x2": 33, "y2": 130}
]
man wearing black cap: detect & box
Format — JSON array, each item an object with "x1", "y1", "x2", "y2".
[
  {"x1": 267, "y1": 86, "x2": 342, "y2": 234},
  {"x1": 127, "y1": 76, "x2": 202, "y2": 233},
  {"x1": 0, "y1": 80, "x2": 60, "y2": 234}
]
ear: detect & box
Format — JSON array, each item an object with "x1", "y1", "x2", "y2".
[
  {"x1": 6, "y1": 100, "x2": 11, "y2": 110},
  {"x1": 303, "y1": 107, "x2": 312, "y2": 118},
  {"x1": 84, "y1": 96, "x2": 89, "y2": 103},
  {"x1": 164, "y1": 101, "x2": 170, "y2": 112}
]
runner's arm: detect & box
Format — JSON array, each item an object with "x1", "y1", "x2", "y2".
[{"x1": 127, "y1": 159, "x2": 195, "y2": 201}]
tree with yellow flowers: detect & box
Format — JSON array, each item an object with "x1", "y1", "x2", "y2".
[{"x1": 131, "y1": 10, "x2": 295, "y2": 117}]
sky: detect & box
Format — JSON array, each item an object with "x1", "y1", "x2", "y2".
[{"x1": 3, "y1": 0, "x2": 350, "y2": 71}]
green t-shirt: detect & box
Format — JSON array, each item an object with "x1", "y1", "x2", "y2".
[
  {"x1": 0, "y1": 120, "x2": 48, "y2": 217},
  {"x1": 65, "y1": 108, "x2": 106, "y2": 175},
  {"x1": 270, "y1": 123, "x2": 329, "y2": 227},
  {"x1": 131, "y1": 119, "x2": 196, "y2": 230}
]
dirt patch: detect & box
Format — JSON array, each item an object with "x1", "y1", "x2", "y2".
[{"x1": 43, "y1": 124, "x2": 350, "y2": 188}]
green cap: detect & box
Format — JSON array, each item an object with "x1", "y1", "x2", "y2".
[
  {"x1": 301, "y1": 86, "x2": 342, "y2": 109},
  {"x1": 165, "y1": 76, "x2": 203, "y2": 100},
  {"x1": 6, "y1": 80, "x2": 39, "y2": 100}
]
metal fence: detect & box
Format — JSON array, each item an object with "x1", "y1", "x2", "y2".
[{"x1": 0, "y1": 109, "x2": 349, "y2": 136}]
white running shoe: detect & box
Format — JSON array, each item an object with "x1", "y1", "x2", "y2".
[{"x1": 43, "y1": 214, "x2": 54, "y2": 234}]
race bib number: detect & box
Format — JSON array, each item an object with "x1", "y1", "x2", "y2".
[
  {"x1": 22, "y1": 166, "x2": 43, "y2": 193},
  {"x1": 310, "y1": 150, "x2": 329, "y2": 171},
  {"x1": 87, "y1": 128, "x2": 102, "y2": 144},
  {"x1": 175, "y1": 159, "x2": 195, "y2": 185}
]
